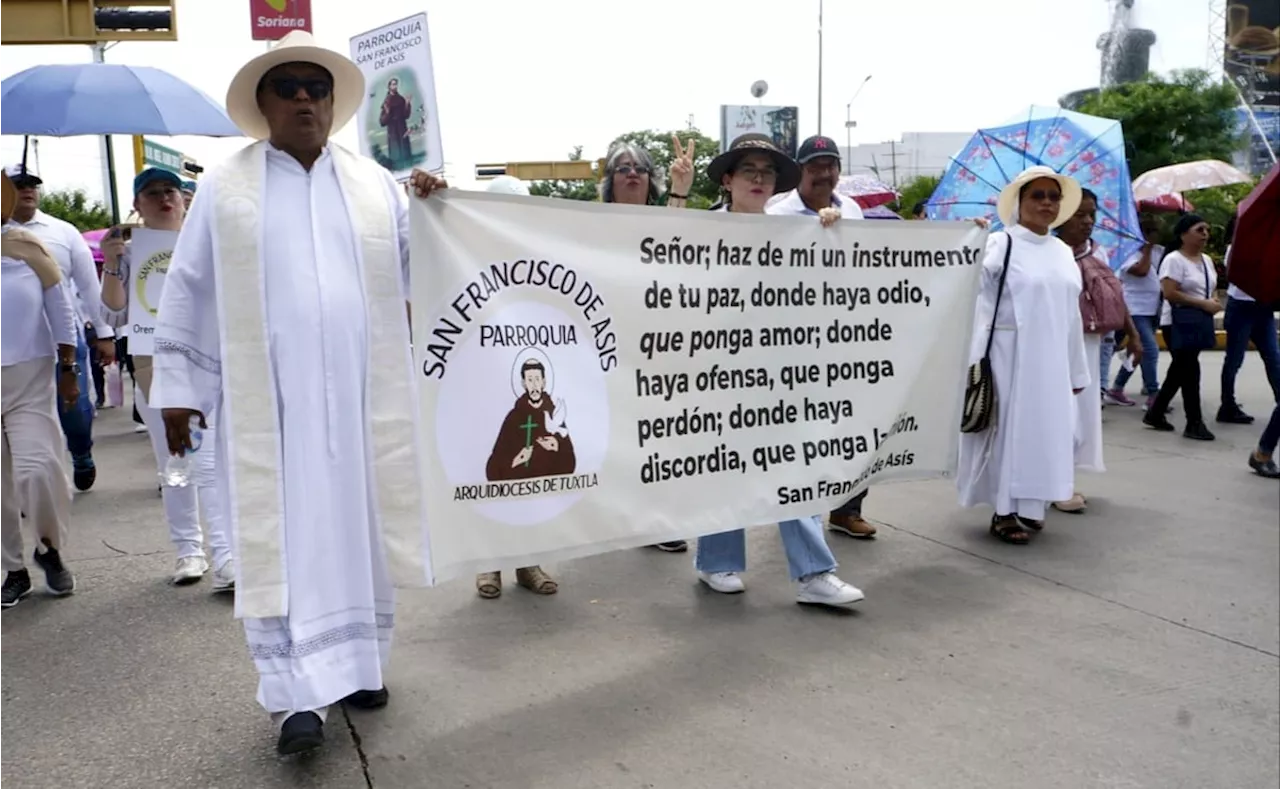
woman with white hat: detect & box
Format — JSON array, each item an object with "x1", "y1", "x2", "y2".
[
  {"x1": 669, "y1": 134, "x2": 862, "y2": 606},
  {"x1": 956, "y1": 166, "x2": 1092, "y2": 545}
]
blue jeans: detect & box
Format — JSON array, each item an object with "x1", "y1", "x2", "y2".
[
  {"x1": 1221, "y1": 298, "x2": 1280, "y2": 410},
  {"x1": 1260, "y1": 404, "x2": 1280, "y2": 455},
  {"x1": 696, "y1": 516, "x2": 836, "y2": 581},
  {"x1": 831, "y1": 490, "x2": 866, "y2": 518},
  {"x1": 56, "y1": 335, "x2": 94, "y2": 468},
  {"x1": 1099, "y1": 333, "x2": 1115, "y2": 393},
  {"x1": 1112, "y1": 315, "x2": 1160, "y2": 395}
]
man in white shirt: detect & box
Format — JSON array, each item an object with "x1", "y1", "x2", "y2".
[
  {"x1": 1, "y1": 169, "x2": 80, "y2": 608},
  {"x1": 765, "y1": 136, "x2": 876, "y2": 539},
  {"x1": 4, "y1": 164, "x2": 116, "y2": 492}
]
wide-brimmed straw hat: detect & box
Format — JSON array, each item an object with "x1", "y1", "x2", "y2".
[
  {"x1": 996, "y1": 165, "x2": 1082, "y2": 229},
  {"x1": 225, "y1": 30, "x2": 365, "y2": 141},
  {"x1": 706, "y1": 134, "x2": 801, "y2": 194}
]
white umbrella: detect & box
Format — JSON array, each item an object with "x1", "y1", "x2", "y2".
[{"x1": 1132, "y1": 160, "x2": 1253, "y2": 200}]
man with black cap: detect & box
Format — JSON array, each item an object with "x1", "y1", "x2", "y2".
[
  {"x1": 766, "y1": 136, "x2": 877, "y2": 539},
  {"x1": 4, "y1": 163, "x2": 116, "y2": 492}
]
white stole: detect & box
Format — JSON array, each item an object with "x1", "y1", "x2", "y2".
[{"x1": 212, "y1": 141, "x2": 427, "y2": 619}]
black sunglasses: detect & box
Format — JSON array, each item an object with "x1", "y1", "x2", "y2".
[
  {"x1": 1027, "y1": 189, "x2": 1063, "y2": 203},
  {"x1": 266, "y1": 77, "x2": 332, "y2": 101},
  {"x1": 614, "y1": 164, "x2": 650, "y2": 176}
]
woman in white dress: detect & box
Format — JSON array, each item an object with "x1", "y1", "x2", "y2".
[{"x1": 956, "y1": 166, "x2": 1091, "y2": 545}]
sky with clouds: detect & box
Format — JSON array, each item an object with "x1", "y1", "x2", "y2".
[{"x1": 1, "y1": 0, "x2": 1221, "y2": 210}]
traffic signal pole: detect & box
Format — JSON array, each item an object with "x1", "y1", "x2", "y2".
[{"x1": 91, "y1": 41, "x2": 121, "y2": 224}]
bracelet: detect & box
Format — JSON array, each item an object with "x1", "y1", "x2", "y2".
[
  {"x1": 103, "y1": 268, "x2": 122, "y2": 278},
  {"x1": 668, "y1": 192, "x2": 688, "y2": 200}
]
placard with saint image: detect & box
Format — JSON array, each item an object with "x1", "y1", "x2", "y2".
[
  {"x1": 349, "y1": 12, "x2": 443, "y2": 180},
  {"x1": 126, "y1": 228, "x2": 179, "y2": 356}
]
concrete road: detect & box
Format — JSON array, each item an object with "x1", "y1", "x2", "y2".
[{"x1": 3, "y1": 355, "x2": 1277, "y2": 789}]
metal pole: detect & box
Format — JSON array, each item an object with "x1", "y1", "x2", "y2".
[
  {"x1": 91, "y1": 42, "x2": 121, "y2": 224},
  {"x1": 816, "y1": 0, "x2": 823, "y2": 135}
]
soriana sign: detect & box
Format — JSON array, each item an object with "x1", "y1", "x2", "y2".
[{"x1": 249, "y1": 0, "x2": 312, "y2": 41}]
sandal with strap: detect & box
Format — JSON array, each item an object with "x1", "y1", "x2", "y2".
[
  {"x1": 476, "y1": 571, "x2": 502, "y2": 599},
  {"x1": 516, "y1": 566, "x2": 558, "y2": 595},
  {"x1": 1017, "y1": 516, "x2": 1045, "y2": 531},
  {"x1": 990, "y1": 515, "x2": 1030, "y2": 545}
]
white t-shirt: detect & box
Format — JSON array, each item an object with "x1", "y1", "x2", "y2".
[
  {"x1": 1223, "y1": 244, "x2": 1255, "y2": 302},
  {"x1": 1158, "y1": 250, "x2": 1217, "y2": 326},
  {"x1": 1118, "y1": 243, "x2": 1164, "y2": 317}
]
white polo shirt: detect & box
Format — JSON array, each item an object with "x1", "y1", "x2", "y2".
[
  {"x1": 765, "y1": 189, "x2": 865, "y2": 220},
  {"x1": 6, "y1": 210, "x2": 114, "y2": 341}
]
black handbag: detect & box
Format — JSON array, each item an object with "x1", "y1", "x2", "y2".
[
  {"x1": 1168, "y1": 256, "x2": 1216, "y2": 352},
  {"x1": 961, "y1": 234, "x2": 1012, "y2": 434}
]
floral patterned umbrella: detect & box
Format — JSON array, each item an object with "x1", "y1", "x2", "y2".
[
  {"x1": 1132, "y1": 160, "x2": 1252, "y2": 200},
  {"x1": 837, "y1": 173, "x2": 898, "y2": 209},
  {"x1": 927, "y1": 106, "x2": 1144, "y2": 268}
]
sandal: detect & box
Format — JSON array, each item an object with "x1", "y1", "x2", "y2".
[
  {"x1": 1052, "y1": 492, "x2": 1087, "y2": 514},
  {"x1": 476, "y1": 571, "x2": 502, "y2": 599},
  {"x1": 990, "y1": 515, "x2": 1030, "y2": 545},
  {"x1": 1017, "y1": 516, "x2": 1045, "y2": 531},
  {"x1": 515, "y1": 566, "x2": 558, "y2": 595}
]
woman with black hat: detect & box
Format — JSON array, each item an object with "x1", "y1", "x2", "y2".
[{"x1": 674, "y1": 133, "x2": 861, "y2": 607}]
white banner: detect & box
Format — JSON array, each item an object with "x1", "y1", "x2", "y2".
[
  {"x1": 350, "y1": 12, "x2": 444, "y2": 180},
  {"x1": 126, "y1": 228, "x2": 178, "y2": 356},
  {"x1": 411, "y1": 193, "x2": 985, "y2": 581}
]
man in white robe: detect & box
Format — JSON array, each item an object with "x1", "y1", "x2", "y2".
[{"x1": 148, "y1": 31, "x2": 446, "y2": 755}]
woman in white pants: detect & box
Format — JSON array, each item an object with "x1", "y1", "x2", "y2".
[{"x1": 100, "y1": 167, "x2": 233, "y2": 590}]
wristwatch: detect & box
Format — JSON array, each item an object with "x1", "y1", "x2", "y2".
[{"x1": 59, "y1": 362, "x2": 81, "y2": 375}]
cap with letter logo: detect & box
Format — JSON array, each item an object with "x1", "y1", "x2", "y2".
[{"x1": 796, "y1": 135, "x2": 841, "y2": 165}]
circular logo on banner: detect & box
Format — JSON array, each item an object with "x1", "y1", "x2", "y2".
[
  {"x1": 434, "y1": 300, "x2": 609, "y2": 526},
  {"x1": 134, "y1": 248, "x2": 172, "y2": 316}
]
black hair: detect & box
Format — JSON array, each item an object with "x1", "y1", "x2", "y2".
[
  {"x1": 520, "y1": 360, "x2": 545, "y2": 377},
  {"x1": 1080, "y1": 188, "x2": 1098, "y2": 204},
  {"x1": 1161, "y1": 212, "x2": 1206, "y2": 261},
  {"x1": 1224, "y1": 213, "x2": 1236, "y2": 244},
  {"x1": 911, "y1": 201, "x2": 926, "y2": 217}
]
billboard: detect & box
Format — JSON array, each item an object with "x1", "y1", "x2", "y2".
[
  {"x1": 1224, "y1": 2, "x2": 1279, "y2": 109},
  {"x1": 719, "y1": 105, "x2": 799, "y2": 159},
  {"x1": 249, "y1": 0, "x2": 312, "y2": 41}
]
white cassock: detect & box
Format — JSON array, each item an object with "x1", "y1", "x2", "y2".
[
  {"x1": 150, "y1": 141, "x2": 429, "y2": 718},
  {"x1": 956, "y1": 226, "x2": 1091, "y2": 522}
]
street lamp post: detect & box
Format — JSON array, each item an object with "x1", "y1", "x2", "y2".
[
  {"x1": 816, "y1": 0, "x2": 824, "y2": 134},
  {"x1": 844, "y1": 75, "x2": 872, "y2": 175}
]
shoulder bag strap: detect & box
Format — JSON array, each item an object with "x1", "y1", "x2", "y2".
[{"x1": 983, "y1": 233, "x2": 1013, "y2": 360}]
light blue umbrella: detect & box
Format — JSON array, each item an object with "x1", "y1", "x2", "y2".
[
  {"x1": 927, "y1": 106, "x2": 1143, "y2": 269},
  {"x1": 1, "y1": 63, "x2": 241, "y2": 137}
]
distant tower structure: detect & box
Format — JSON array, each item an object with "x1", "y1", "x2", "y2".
[
  {"x1": 1097, "y1": 0, "x2": 1157, "y2": 88},
  {"x1": 1060, "y1": 0, "x2": 1157, "y2": 109}
]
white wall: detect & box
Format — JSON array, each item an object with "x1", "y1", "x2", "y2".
[{"x1": 840, "y1": 132, "x2": 972, "y2": 187}]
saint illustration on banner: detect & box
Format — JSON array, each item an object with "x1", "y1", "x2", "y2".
[
  {"x1": 485, "y1": 351, "x2": 577, "y2": 482},
  {"x1": 350, "y1": 13, "x2": 444, "y2": 179}
]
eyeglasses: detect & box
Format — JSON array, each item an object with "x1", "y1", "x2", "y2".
[
  {"x1": 266, "y1": 77, "x2": 332, "y2": 101},
  {"x1": 614, "y1": 164, "x2": 650, "y2": 176},
  {"x1": 736, "y1": 166, "x2": 778, "y2": 183},
  {"x1": 1027, "y1": 189, "x2": 1063, "y2": 203}
]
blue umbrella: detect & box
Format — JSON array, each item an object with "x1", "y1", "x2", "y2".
[
  {"x1": 927, "y1": 106, "x2": 1143, "y2": 269},
  {"x1": 1, "y1": 63, "x2": 241, "y2": 137}
]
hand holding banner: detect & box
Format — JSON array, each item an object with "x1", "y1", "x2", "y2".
[{"x1": 411, "y1": 193, "x2": 986, "y2": 581}]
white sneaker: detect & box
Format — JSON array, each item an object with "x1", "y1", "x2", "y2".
[
  {"x1": 210, "y1": 560, "x2": 235, "y2": 593},
  {"x1": 697, "y1": 571, "x2": 745, "y2": 594},
  {"x1": 133, "y1": 423, "x2": 148, "y2": 433},
  {"x1": 796, "y1": 572, "x2": 864, "y2": 607},
  {"x1": 171, "y1": 555, "x2": 209, "y2": 585}
]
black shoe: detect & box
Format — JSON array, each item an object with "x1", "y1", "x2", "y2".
[
  {"x1": 1248, "y1": 452, "x2": 1280, "y2": 478},
  {"x1": 33, "y1": 540, "x2": 75, "y2": 596},
  {"x1": 72, "y1": 462, "x2": 96, "y2": 492},
  {"x1": 2, "y1": 569, "x2": 32, "y2": 609},
  {"x1": 1183, "y1": 422, "x2": 1216, "y2": 441},
  {"x1": 276, "y1": 711, "x2": 325, "y2": 755},
  {"x1": 1142, "y1": 412, "x2": 1175, "y2": 432},
  {"x1": 650, "y1": 541, "x2": 688, "y2": 553},
  {"x1": 1217, "y1": 405, "x2": 1255, "y2": 425},
  {"x1": 343, "y1": 687, "x2": 389, "y2": 710}
]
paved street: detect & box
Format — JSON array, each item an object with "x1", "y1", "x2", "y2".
[{"x1": 3, "y1": 355, "x2": 1277, "y2": 789}]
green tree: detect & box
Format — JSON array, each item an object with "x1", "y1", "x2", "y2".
[
  {"x1": 38, "y1": 189, "x2": 112, "y2": 231},
  {"x1": 527, "y1": 128, "x2": 722, "y2": 209},
  {"x1": 1076, "y1": 69, "x2": 1241, "y2": 179},
  {"x1": 891, "y1": 174, "x2": 940, "y2": 218},
  {"x1": 527, "y1": 146, "x2": 600, "y2": 202}
]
